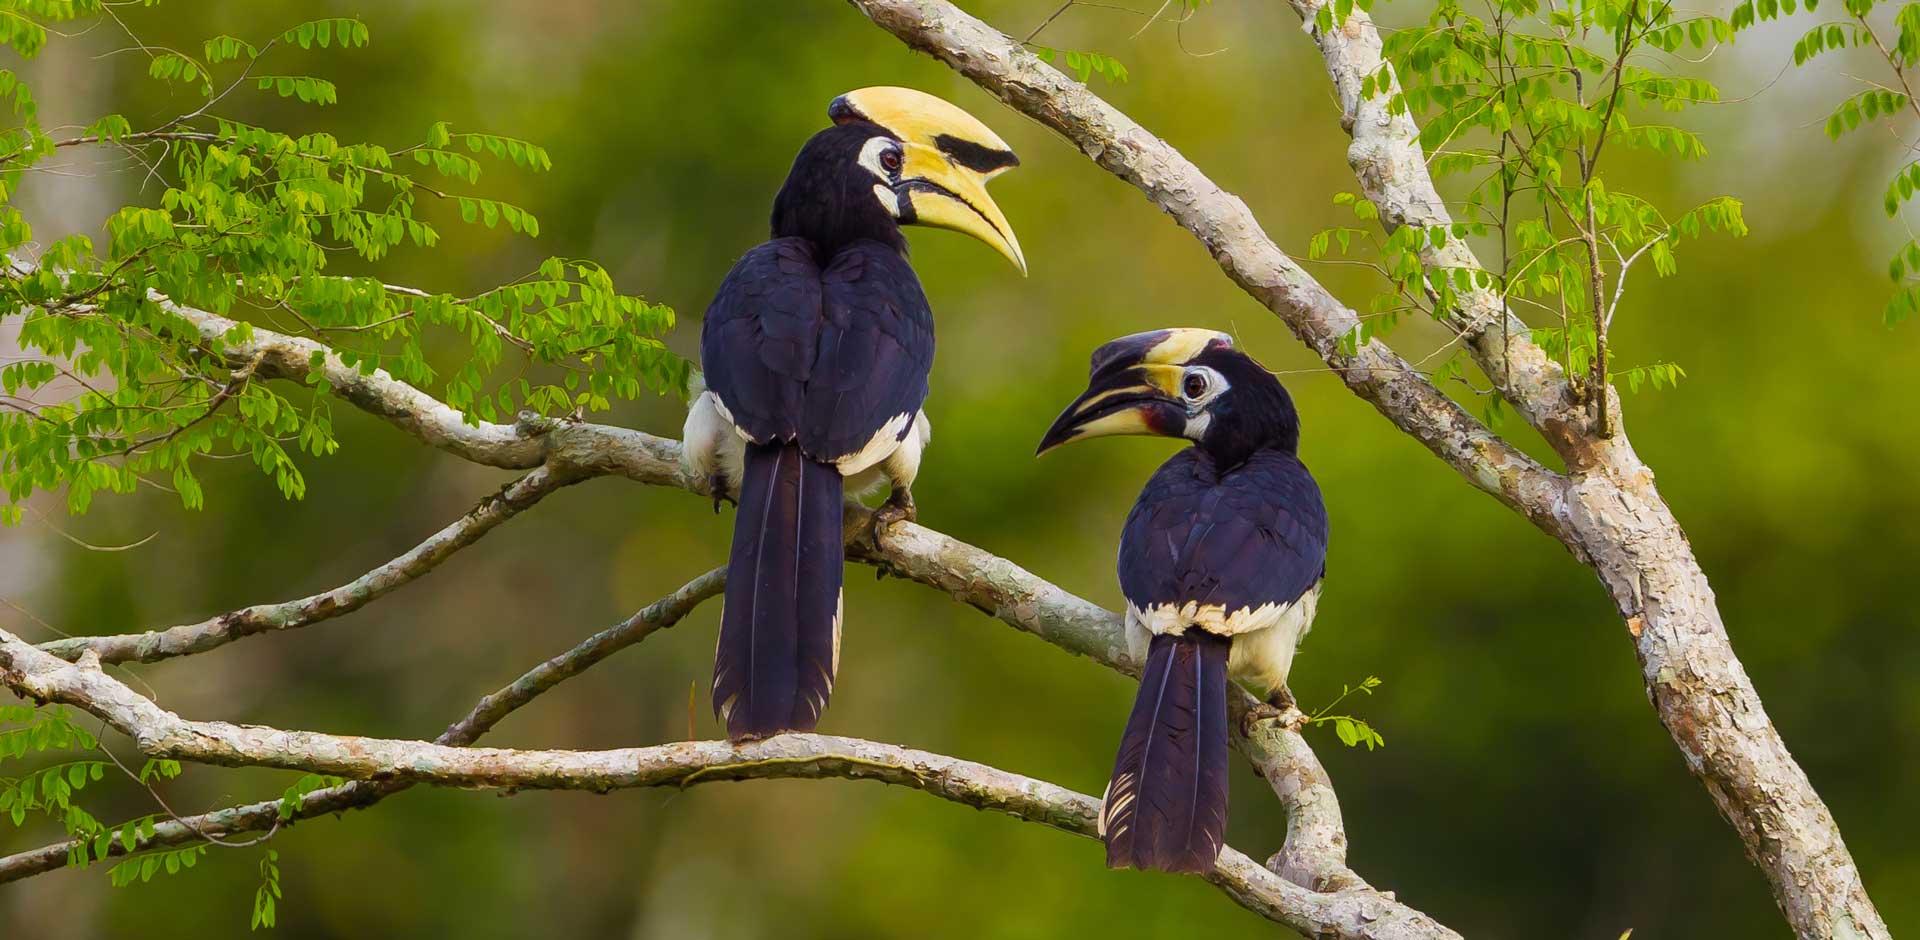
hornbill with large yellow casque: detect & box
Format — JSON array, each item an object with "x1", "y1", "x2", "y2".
[
  {"x1": 683, "y1": 87, "x2": 1024, "y2": 742},
  {"x1": 1037, "y1": 329, "x2": 1330, "y2": 874}
]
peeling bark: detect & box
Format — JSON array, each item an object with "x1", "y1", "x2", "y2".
[{"x1": 843, "y1": 1, "x2": 1888, "y2": 937}]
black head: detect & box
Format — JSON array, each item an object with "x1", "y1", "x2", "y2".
[
  {"x1": 770, "y1": 121, "x2": 911, "y2": 258},
  {"x1": 767, "y1": 87, "x2": 1025, "y2": 272},
  {"x1": 1036, "y1": 329, "x2": 1301, "y2": 470}
]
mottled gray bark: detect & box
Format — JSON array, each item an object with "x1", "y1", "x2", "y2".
[
  {"x1": 0, "y1": 623, "x2": 1455, "y2": 940},
  {"x1": 842, "y1": 2, "x2": 1888, "y2": 937},
  {"x1": 0, "y1": 567, "x2": 724, "y2": 885},
  {"x1": 8, "y1": 289, "x2": 1445, "y2": 935}
]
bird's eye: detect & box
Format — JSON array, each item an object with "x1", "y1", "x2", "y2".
[
  {"x1": 1183, "y1": 370, "x2": 1209, "y2": 400},
  {"x1": 880, "y1": 149, "x2": 902, "y2": 173}
]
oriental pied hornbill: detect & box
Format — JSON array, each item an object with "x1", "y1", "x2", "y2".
[
  {"x1": 683, "y1": 87, "x2": 1024, "y2": 742},
  {"x1": 1037, "y1": 329, "x2": 1330, "y2": 874}
]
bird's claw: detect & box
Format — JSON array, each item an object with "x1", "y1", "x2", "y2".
[
  {"x1": 868, "y1": 488, "x2": 917, "y2": 547},
  {"x1": 1243, "y1": 697, "x2": 1309, "y2": 735},
  {"x1": 708, "y1": 473, "x2": 734, "y2": 514}
]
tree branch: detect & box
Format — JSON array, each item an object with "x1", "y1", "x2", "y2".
[
  {"x1": 36, "y1": 465, "x2": 582, "y2": 664},
  {"x1": 842, "y1": 2, "x2": 1893, "y2": 937},
  {"x1": 0, "y1": 623, "x2": 1454, "y2": 940},
  {"x1": 0, "y1": 298, "x2": 1427, "y2": 930},
  {"x1": 0, "y1": 567, "x2": 726, "y2": 885},
  {"x1": 841, "y1": 0, "x2": 1572, "y2": 543},
  {"x1": 136, "y1": 287, "x2": 688, "y2": 484},
  {"x1": 1283, "y1": 0, "x2": 1591, "y2": 450}
]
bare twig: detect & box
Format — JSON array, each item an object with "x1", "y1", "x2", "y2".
[
  {"x1": 0, "y1": 566, "x2": 725, "y2": 885},
  {"x1": 37, "y1": 465, "x2": 582, "y2": 664}
]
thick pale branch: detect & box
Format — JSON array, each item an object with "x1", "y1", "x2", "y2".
[
  {"x1": 146, "y1": 290, "x2": 691, "y2": 486},
  {"x1": 0, "y1": 625, "x2": 1453, "y2": 940},
  {"x1": 1285, "y1": 0, "x2": 1587, "y2": 450},
  {"x1": 38, "y1": 465, "x2": 581, "y2": 664},
  {"x1": 84, "y1": 286, "x2": 1374, "y2": 894},
  {"x1": 845, "y1": 0, "x2": 1572, "y2": 541},
  {"x1": 842, "y1": 3, "x2": 1891, "y2": 938},
  {"x1": 0, "y1": 568, "x2": 725, "y2": 884}
]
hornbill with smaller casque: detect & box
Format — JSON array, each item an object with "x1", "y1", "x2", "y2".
[
  {"x1": 1036, "y1": 329, "x2": 1330, "y2": 874},
  {"x1": 683, "y1": 87, "x2": 1024, "y2": 742}
]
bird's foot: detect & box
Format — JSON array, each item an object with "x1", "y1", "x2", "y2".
[
  {"x1": 708, "y1": 473, "x2": 734, "y2": 514},
  {"x1": 868, "y1": 487, "x2": 917, "y2": 546},
  {"x1": 1243, "y1": 688, "x2": 1308, "y2": 734},
  {"x1": 1269, "y1": 685, "x2": 1298, "y2": 713}
]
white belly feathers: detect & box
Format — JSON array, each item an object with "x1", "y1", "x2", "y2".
[
  {"x1": 680, "y1": 384, "x2": 929, "y2": 501},
  {"x1": 1123, "y1": 581, "x2": 1322, "y2": 696}
]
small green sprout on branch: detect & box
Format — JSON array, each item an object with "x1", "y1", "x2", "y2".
[{"x1": 1305, "y1": 676, "x2": 1387, "y2": 751}]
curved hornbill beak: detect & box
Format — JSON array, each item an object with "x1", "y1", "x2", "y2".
[
  {"x1": 830, "y1": 86, "x2": 1027, "y2": 275},
  {"x1": 1036, "y1": 329, "x2": 1232, "y2": 455}
]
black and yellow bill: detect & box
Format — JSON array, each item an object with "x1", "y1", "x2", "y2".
[
  {"x1": 1035, "y1": 328, "x2": 1233, "y2": 455},
  {"x1": 829, "y1": 85, "x2": 1026, "y2": 274}
]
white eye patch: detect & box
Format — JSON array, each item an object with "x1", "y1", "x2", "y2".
[
  {"x1": 1181, "y1": 366, "x2": 1228, "y2": 408},
  {"x1": 872, "y1": 184, "x2": 900, "y2": 218},
  {"x1": 857, "y1": 136, "x2": 897, "y2": 181}
]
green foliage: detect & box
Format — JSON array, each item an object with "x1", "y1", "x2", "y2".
[
  {"x1": 253, "y1": 848, "x2": 282, "y2": 930},
  {"x1": 0, "y1": 703, "x2": 332, "y2": 926},
  {"x1": 108, "y1": 843, "x2": 206, "y2": 887},
  {"x1": 0, "y1": 704, "x2": 120, "y2": 869},
  {"x1": 1786, "y1": 0, "x2": 1920, "y2": 323},
  {"x1": 277, "y1": 772, "x2": 344, "y2": 820},
  {"x1": 0, "y1": 4, "x2": 687, "y2": 525},
  {"x1": 1304, "y1": 676, "x2": 1387, "y2": 750},
  {"x1": 1823, "y1": 88, "x2": 1908, "y2": 138},
  {"x1": 1030, "y1": 45, "x2": 1129, "y2": 84},
  {"x1": 1308, "y1": 0, "x2": 1750, "y2": 399}
]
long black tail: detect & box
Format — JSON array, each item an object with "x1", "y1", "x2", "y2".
[
  {"x1": 711, "y1": 441, "x2": 843, "y2": 742},
  {"x1": 1100, "y1": 631, "x2": 1231, "y2": 874}
]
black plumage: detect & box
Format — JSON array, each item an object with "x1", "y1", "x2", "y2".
[
  {"x1": 712, "y1": 441, "x2": 845, "y2": 737},
  {"x1": 1118, "y1": 448, "x2": 1327, "y2": 622},
  {"x1": 1037, "y1": 329, "x2": 1329, "y2": 874},
  {"x1": 1102, "y1": 631, "x2": 1231, "y2": 873},
  {"x1": 701, "y1": 124, "x2": 935, "y2": 742}
]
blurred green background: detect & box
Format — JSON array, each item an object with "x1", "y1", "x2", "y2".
[{"x1": 2, "y1": 1, "x2": 1915, "y2": 937}]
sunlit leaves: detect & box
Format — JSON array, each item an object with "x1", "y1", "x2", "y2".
[
  {"x1": 1612, "y1": 361, "x2": 1686, "y2": 393},
  {"x1": 1306, "y1": 676, "x2": 1387, "y2": 751},
  {"x1": 1823, "y1": 88, "x2": 1908, "y2": 139},
  {"x1": 255, "y1": 75, "x2": 337, "y2": 106},
  {"x1": 1792, "y1": 21, "x2": 1868, "y2": 64},
  {"x1": 1787, "y1": 0, "x2": 1920, "y2": 324},
  {"x1": 1029, "y1": 45, "x2": 1129, "y2": 84},
  {"x1": 282, "y1": 17, "x2": 369, "y2": 50},
  {"x1": 253, "y1": 849, "x2": 282, "y2": 930},
  {"x1": 203, "y1": 34, "x2": 259, "y2": 64},
  {"x1": 147, "y1": 53, "x2": 210, "y2": 95},
  {"x1": 0, "y1": 8, "x2": 686, "y2": 526},
  {"x1": 1304, "y1": 0, "x2": 1753, "y2": 392}
]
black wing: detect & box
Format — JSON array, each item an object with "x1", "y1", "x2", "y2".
[
  {"x1": 700, "y1": 238, "x2": 823, "y2": 446},
  {"x1": 804, "y1": 241, "x2": 933, "y2": 459},
  {"x1": 1118, "y1": 449, "x2": 1329, "y2": 617},
  {"x1": 701, "y1": 238, "x2": 933, "y2": 463}
]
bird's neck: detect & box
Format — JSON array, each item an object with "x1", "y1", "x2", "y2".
[
  {"x1": 1197, "y1": 435, "x2": 1292, "y2": 475},
  {"x1": 769, "y1": 182, "x2": 908, "y2": 261}
]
